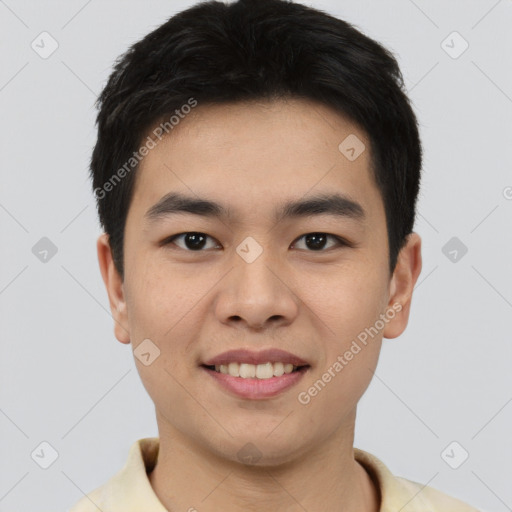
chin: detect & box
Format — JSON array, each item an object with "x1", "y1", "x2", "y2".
[{"x1": 208, "y1": 430, "x2": 310, "y2": 469}]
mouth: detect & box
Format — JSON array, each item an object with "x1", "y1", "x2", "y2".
[
  {"x1": 201, "y1": 362, "x2": 309, "y2": 379},
  {"x1": 201, "y1": 362, "x2": 311, "y2": 400}
]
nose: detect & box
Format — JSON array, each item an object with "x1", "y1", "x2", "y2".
[{"x1": 213, "y1": 247, "x2": 299, "y2": 331}]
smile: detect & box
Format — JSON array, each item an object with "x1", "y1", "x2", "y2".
[
  {"x1": 207, "y1": 361, "x2": 302, "y2": 379},
  {"x1": 201, "y1": 363, "x2": 310, "y2": 399}
]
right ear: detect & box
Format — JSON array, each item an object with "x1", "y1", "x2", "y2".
[{"x1": 96, "y1": 233, "x2": 131, "y2": 344}]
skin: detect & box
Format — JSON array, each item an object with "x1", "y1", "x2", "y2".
[{"x1": 97, "y1": 97, "x2": 422, "y2": 512}]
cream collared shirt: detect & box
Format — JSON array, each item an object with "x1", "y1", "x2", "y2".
[{"x1": 68, "y1": 437, "x2": 479, "y2": 511}]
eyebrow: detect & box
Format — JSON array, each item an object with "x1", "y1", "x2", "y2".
[{"x1": 144, "y1": 191, "x2": 366, "y2": 226}]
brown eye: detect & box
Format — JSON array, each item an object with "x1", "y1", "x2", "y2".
[
  {"x1": 292, "y1": 233, "x2": 347, "y2": 251},
  {"x1": 163, "y1": 232, "x2": 220, "y2": 251}
]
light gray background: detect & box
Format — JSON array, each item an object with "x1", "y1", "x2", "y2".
[{"x1": 1, "y1": 1, "x2": 511, "y2": 511}]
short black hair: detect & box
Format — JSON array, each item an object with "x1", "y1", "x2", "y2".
[{"x1": 90, "y1": 0, "x2": 422, "y2": 281}]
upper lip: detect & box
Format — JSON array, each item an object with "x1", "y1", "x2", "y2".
[{"x1": 202, "y1": 348, "x2": 309, "y2": 367}]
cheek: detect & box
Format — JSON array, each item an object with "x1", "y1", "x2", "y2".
[
  {"x1": 295, "y1": 257, "x2": 387, "y2": 398},
  {"x1": 134, "y1": 355, "x2": 208, "y2": 441},
  {"x1": 125, "y1": 261, "x2": 213, "y2": 387},
  {"x1": 125, "y1": 256, "x2": 190, "y2": 338},
  {"x1": 293, "y1": 336, "x2": 381, "y2": 444},
  {"x1": 126, "y1": 269, "x2": 203, "y2": 419},
  {"x1": 296, "y1": 258, "x2": 388, "y2": 335}
]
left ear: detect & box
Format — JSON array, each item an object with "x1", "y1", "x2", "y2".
[{"x1": 383, "y1": 232, "x2": 422, "y2": 339}]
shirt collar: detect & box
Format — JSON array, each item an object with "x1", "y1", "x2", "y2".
[
  {"x1": 102, "y1": 437, "x2": 167, "y2": 511},
  {"x1": 101, "y1": 437, "x2": 437, "y2": 511}
]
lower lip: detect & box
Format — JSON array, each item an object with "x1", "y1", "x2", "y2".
[{"x1": 202, "y1": 366, "x2": 309, "y2": 399}]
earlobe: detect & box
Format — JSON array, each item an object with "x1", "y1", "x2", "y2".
[
  {"x1": 383, "y1": 232, "x2": 422, "y2": 340},
  {"x1": 96, "y1": 233, "x2": 131, "y2": 344}
]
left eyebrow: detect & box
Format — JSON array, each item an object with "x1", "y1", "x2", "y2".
[{"x1": 144, "y1": 191, "x2": 366, "y2": 226}]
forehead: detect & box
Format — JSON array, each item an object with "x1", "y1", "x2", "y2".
[{"x1": 128, "y1": 98, "x2": 381, "y2": 227}]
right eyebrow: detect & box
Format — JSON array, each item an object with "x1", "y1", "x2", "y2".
[{"x1": 143, "y1": 191, "x2": 366, "y2": 226}]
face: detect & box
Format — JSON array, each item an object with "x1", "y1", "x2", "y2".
[{"x1": 98, "y1": 98, "x2": 421, "y2": 465}]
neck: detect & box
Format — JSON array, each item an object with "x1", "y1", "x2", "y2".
[{"x1": 148, "y1": 413, "x2": 380, "y2": 512}]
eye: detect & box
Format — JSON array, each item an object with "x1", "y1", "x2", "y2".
[
  {"x1": 161, "y1": 232, "x2": 350, "y2": 252},
  {"x1": 291, "y1": 233, "x2": 348, "y2": 251},
  {"x1": 162, "y1": 232, "x2": 220, "y2": 251}
]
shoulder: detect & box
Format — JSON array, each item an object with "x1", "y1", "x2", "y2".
[
  {"x1": 67, "y1": 485, "x2": 108, "y2": 512},
  {"x1": 395, "y1": 475, "x2": 481, "y2": 512},
  {"x1": 67, "y1": 437, "x2": 162, "y2": 512},
  {"x1": 354, "y1": 448, "x2": 480, "y2": 512}
]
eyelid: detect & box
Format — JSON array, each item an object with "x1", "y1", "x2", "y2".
[
  {"x1": 161, "y1": 232, "x2": 221, "y2": 250},
  {"x1": 291, "y1": 233, "x2": 350, "y2": 250},
  {"x1": 161, "y1": 232, "x2": 353, "y2": 251}
]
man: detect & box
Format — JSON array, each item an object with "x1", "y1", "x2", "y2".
[{"x1": 70, "y1": 0, "x2": 479, "y2": 510}]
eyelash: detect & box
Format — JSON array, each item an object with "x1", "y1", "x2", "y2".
[{"x1": 161, "y1": 232, "x2": 352, "y2": 252}]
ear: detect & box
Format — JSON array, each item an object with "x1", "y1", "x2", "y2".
[
  {"x1": 96, "y1": 233, "x2": 131, "y2": 344},
  {"x1": 383, "y1": 232, "x2": 422, "y2": 339}
]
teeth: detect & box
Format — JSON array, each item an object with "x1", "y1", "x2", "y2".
[
  {"x1": 273, "y1": 362, "x2": 284, "y2": 376},
  {"x1": 239, "y1": 363, "x2": 256, "y2": 378},
  {"x1": 256, "y1": 362, "x2": 273, "y2": 379},
  {"x1": 212, "y1": 362, "x2": 300, "y2": 379}
]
